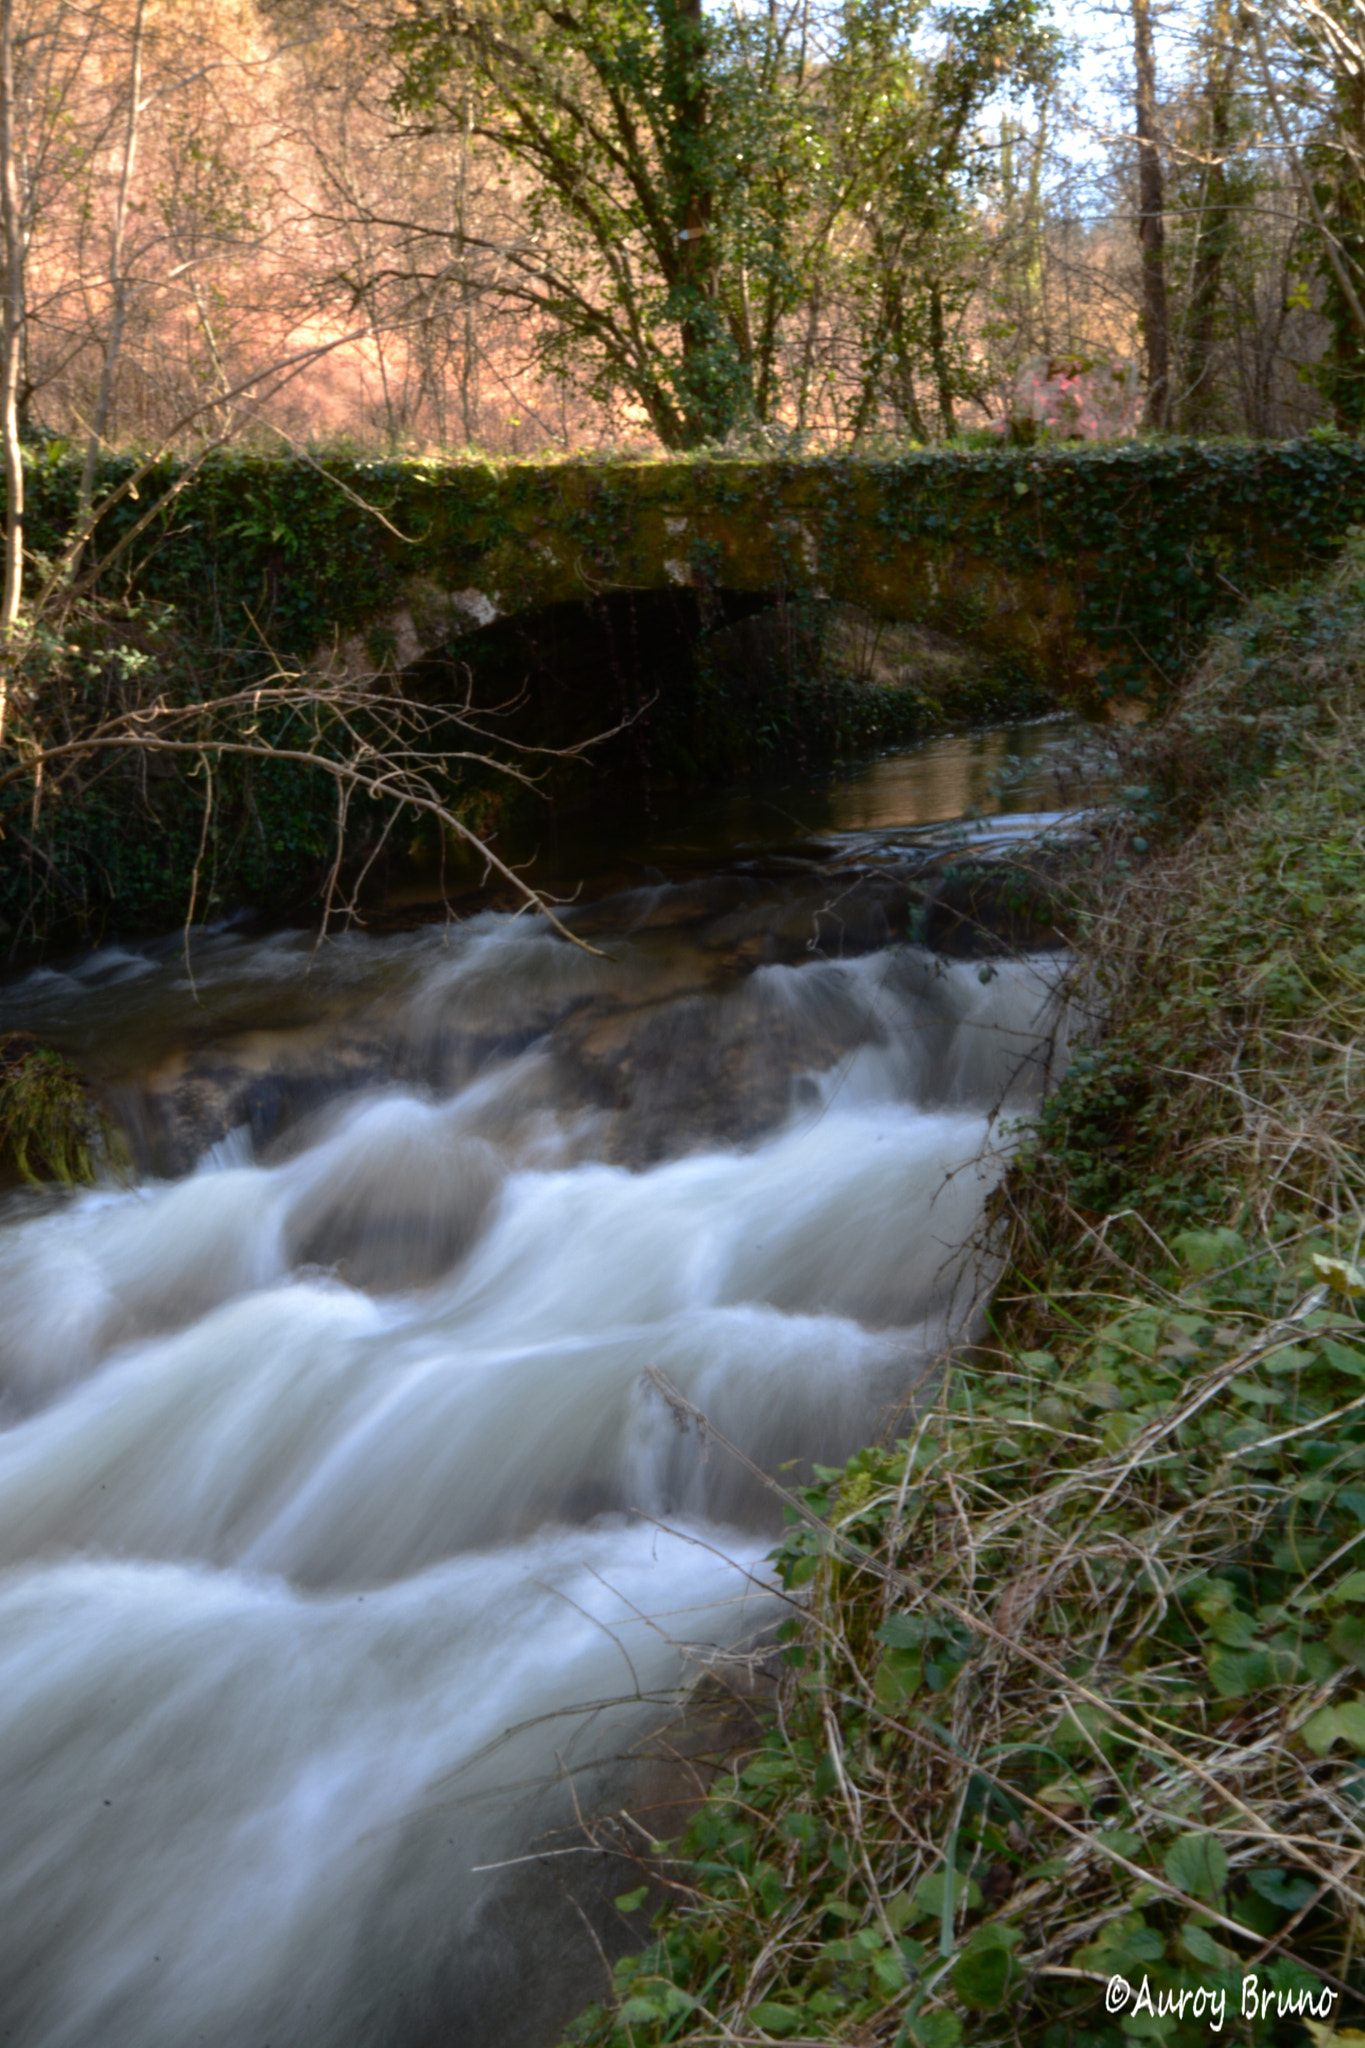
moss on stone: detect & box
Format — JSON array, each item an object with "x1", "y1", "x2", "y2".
[{"x1": 0, "y1": 1034, "x2": 128, "y2": 1186}]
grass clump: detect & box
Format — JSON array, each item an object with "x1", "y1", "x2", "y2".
[{"x1": 562, "y1": 545, "x2": 1365, "y2": 2044}]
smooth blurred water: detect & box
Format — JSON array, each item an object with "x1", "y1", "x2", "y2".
[{"x1": 0, "y1": 729, "x2": 1082, "y2": 2048}]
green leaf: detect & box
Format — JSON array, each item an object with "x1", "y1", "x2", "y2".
[
  {"x1": 1337, "y1": 1699, "x2": 1365, "y2": 1747},
  {"x1": 1180, "y1": 1922, "x2": 1225, "y2": 1965},
  {"x1": 1330, "y1": 1613, "x2": 1365, "y2": 1671},
  {"x1": 1303, "y1": 1706, "x2": 1344, "y2": 1755},
  {"x1": 1206, "y1": 1605, "x2": 1258, "y2": 1648},
  {"x1": 617, "y1": 1998, "x2": 662, "y2": 2026},
  {"x1": 1304, "y1": 1696, "x2": 1365, "y2": 1752},
  {"x1": 613, "y1": 1887, "x2": 648, "y2": 1914},
  {"x1": 1018, "y1": 1349, "x2": 1057, "y2": 1374},
  {"x1": 1206, "y1": 1648, "x2": 1265, "y2": 1698},
  {"x1": 1163, "y1": 1832, "x2": 1229, "y2": 1901},
  {"x1": 1172, "y1": 1226, "x2": 1244, "y2": 1274},
  {"x1": 875, "y1": 1648, "x2": 923, "y2": 1704},
  {"x1": 871, "y1": 1942, "x2": 909, "y2": 1994},
  {"x1": 1102, "y1": 1411, "x2": 1138, "y2": 1452},
  {"x1": 1097, "y1": 1829, "x2": 1143, "y2": 1861},
  {"x1": 907, "y1": 2014, "x2": 963, "y2": 2048},
  {"x1": 878, "y1": 1613, "x2": 932, "y2": 1649},
  {"x1": 1073, "y1": 1914, "x2": 1165, "y2": 1973},
  {"x1": 750, "y1": 2001, "x2": 805, "y2": 2036},
  {"x1": 912, "y1": 1869, "x2": 982, "y2": 1920},
  {"x1": 1248, "y1": 1867, "x2": 1317, "y2": 1912},
  {"x1": 1265, "y1": 1344, "x2": 1316, "y2": 1375},
  {"x1": 1312, "y1": 1252, "x2": 1365, "y2": 1297},
  {"x1": 1321, "y1": 1341, "x2": 1365, "y2": 1378},
  {"x1": 951, "y1": 1943, "x2": 1015, "y2": 2010},
  {"x1": 617, "y1": 1983, "x2": 697, "y2": 2024}
]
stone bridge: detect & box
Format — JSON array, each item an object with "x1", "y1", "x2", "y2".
[{"x1": 46, "y1": 440, "x2": 1365, "y2": 713}]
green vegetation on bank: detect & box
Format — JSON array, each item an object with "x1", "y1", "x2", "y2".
[{"x1": 562, "y1": 536, "x2": 1365, "y2": 2046}]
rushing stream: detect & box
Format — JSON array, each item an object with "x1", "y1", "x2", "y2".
[{"x1": 0, "y1": 722, "x2": 1088, "y2": 2048}]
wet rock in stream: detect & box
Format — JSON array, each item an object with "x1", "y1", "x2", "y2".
[{"x1": 99, "y1": 844, "x2": 1068, "y2": 1187}]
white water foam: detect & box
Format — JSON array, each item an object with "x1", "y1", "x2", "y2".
[{"x1": 0, "y1": 931, "x2": 1071, "y2": 2047}]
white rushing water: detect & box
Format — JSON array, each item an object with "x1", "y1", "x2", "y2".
[{"x1": 0, "y1": 917, "x2": 1072, "y2": 2048}]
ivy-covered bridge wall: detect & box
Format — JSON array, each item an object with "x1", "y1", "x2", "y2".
[{"x1": 30, "y1": 440, "x2": 1365, "y2": 705}]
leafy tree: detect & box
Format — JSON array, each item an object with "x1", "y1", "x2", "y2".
[
  {"x1": 386, "y1": 0, "x2": 1056, "y2": 447},
  {"x1": 836, "y1": 0, "x2": 1058, "y2": 440}
]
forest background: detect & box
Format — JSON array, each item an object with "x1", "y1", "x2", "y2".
[{"x1": 1, "y1": 0, "x2": 1363, "y2": 480}]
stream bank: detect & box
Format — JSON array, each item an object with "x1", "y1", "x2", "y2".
[{"x1": 559, "y1": 539, "x2": 1365, "y2": 2048}]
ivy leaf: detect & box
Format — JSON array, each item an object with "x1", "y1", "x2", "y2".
[
  {"x1": 1304, "y1": 1699, "x2": 1365, "y2": 1752},
  {"x1": 1248, "y1": 1867, "x2": 1317, "y2": 1913},
  {"x1": 951, "y1": 1924, "x2": 1021, "y2": 2010}
]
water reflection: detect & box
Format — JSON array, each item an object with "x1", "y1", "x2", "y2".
[{"x1": 498, "y1": 715, "x2": 1093, "y2": 893}]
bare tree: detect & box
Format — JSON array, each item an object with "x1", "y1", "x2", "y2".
[{"x1": 1249, "y1": 0, "x2": 1365, "y2": 425}]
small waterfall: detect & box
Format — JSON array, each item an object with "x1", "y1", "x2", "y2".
[{"x1": 0, "y1": 893, "x2": 1074, "y2": 2048}]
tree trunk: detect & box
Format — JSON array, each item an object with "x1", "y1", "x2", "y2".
[
  {"x1": 1325, "y1": 63, "x2": 1365, "y2": 428},
  {"x1": 1133, "y1": 0, "x2": 1170, "y2": 430},
  {"x1": 663, "y1": 0, "x2": 724, "y2": 443},
  {"x1": 1180, "y1": 1, "x2": 1249, "y2": 432},
  {"x1": 928, "y1": 282, "x2": 956, "y2": 438},
  {"x1": 76, "y1": 0, "x2": 146, "y2": 555},
  {"x1": 0, "y1": 0, "x2": 23, "y2": 723}
]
